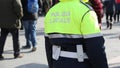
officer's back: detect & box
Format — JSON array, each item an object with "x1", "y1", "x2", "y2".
[{"x1": 44, "y1": 0, "x2": 109, "y2": 68}]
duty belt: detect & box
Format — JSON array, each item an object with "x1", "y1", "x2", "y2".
[{"x1": 52, "y1": 45, "x2": 88, "y2": 62}]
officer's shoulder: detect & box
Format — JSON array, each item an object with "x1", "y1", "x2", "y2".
[{"x1": 80, "y1": 2, "x2": 93, "y2": 11}]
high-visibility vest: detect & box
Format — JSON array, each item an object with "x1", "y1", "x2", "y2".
[
  {"x1": 45, "y1": 0, "x2": 100, "y2": 35},
  {"x1": 81, "y1": 0, "x2": 89, "y2": 3}
]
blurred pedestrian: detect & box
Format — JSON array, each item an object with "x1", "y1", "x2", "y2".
[
  {"x1": 89, "y1": 0, "x2": 104, "y2": 29},
  {"x1": 82, "y1": 0, "x2": 104, "y2": 29},
  {"x1": 0, "y1": 0, "x2": 23, "y2": 60},
  {"x1": 21, "y1": 0, "x2": 41, "y2": 52},
  {"x1": 52, "y1": 0, "x2": 59, "y2": 6},
  {"x1": 114, "y1": 2, "x2": 120, "y2": 23},
  {"x1": 103, "y1": 0, "x2": 115, "y2": 29},
  {"x1": 41, "y1": 0, "x2": 52, "y2": 15},
  {"x1": 44, "y1": 0, "x2": 109, "y2": 68}
]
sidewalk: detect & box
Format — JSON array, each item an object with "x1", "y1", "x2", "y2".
[
  {"x1": 0, "y1": 17, "x2": 120, "y2": 68},
  {"x1": 108, "y1": 56, "x2": 120, "y2": 68},
  {"x1": 102, "y1": 17, "x2": 120, "y2": 68}
]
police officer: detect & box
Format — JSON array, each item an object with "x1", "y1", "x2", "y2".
[{"x1": 44, "y1": 0, "x2": 109, "y2": 68}]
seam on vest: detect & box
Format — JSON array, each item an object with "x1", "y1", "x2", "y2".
[
  {"x1": 79, "y1": 2, "x2": 95, "y2": 35},
  {"x1": 81, "y1": 10, "x2": 90, "y2": 22},
  {"x1": 80, "y1": 1, "x2": 93, "y2": 22}
]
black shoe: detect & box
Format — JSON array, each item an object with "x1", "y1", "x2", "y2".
[
  {"x1": 106, "y1": 24, "x2": 109, "y2": 29},
  {"x1": 22, "y1": 45, "x2": 31, "y2": 49},
  {"x1": 14, "y1": 54, "x2": 23, "y2": 59},
  {"x1": 110, "y1": 26, "x2": 112, "y2": 29},
  {"x1": 109, "y1": 23, "x2": 112, "y2": 29},
  {"x1": 0, "y1": 55, "x2": 4, "y2": 60}
]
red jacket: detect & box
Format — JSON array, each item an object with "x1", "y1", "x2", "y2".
[
  {"x1": 115, "y1": 0, "x2": 120, "y2": 4},
  {"x1": 89, "y1": 0, "x2": 103, "y2": 23}
]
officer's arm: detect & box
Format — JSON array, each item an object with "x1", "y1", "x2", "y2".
[
  {"x1": 81, "y1": 10, "x2": 100, "y2": 36},
  {"x1": 80, "y1": 11, "x2": 108, "y2": 68}
]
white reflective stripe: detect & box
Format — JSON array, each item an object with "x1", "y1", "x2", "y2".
[
  {"x1": 60, "y1": 51, "x2": 77, "y2": 58},
  {"x1": 76, "y1": 45, "x2": 84, "y2": 62},
  {"x1": 46, "y1": 34, "x2": 83, "y2": 38},
  {"x1": 52, "y1": 45, "x2": 88, "y2": 62},
  {"x1": 84, "y1": 53, "x2": 88, "y2": 59},
  {"x1": 52, "y1": 45, "x2": 61, "y2": 60},
  {"x1": 83, "y1": 33, "x2": 102, "y2": 38},
  {"x1": 60, "y1": 51, "x2": 88, "y2": 59},
  {"x1": 45, "y1": 33, "x2": 102, "y2": 38}
]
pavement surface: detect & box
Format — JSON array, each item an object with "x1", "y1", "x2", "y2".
[{"x1": 0, "y1": 16, "x2": 120, "y2": 68}]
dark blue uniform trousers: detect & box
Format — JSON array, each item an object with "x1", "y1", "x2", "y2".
[{"x1": 45, "y1": 37, "x2": 108, "y2": 68}]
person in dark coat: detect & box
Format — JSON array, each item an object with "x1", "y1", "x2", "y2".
[
  {"x1": 0, "y1": 0, "x2": 23, "y2": 60},
  {"x1": 41, "y1": 0, "x2": 52, "y2": 15},
  {"x1": 103, "y1": 0, "x2": 115, "y2": 29},
  {"x1": 114, "y1": 3, "x2": 120, "y2": 23},
  {"x1": 52, "y1": 0, "x2": 59, "y2": 6}
]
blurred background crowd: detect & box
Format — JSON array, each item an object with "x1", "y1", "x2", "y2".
[{"x1": 38, "y1": 0, "x2": 120, "y2": 29}]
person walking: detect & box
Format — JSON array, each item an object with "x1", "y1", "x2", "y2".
[
  {"x1": 21, "y1": 0, "x2": 40, "y2": 52},
  {"x1": 0, "y1": 0, "x2": 23, "y2": 60},
  {"x1": 103, "y1": 0, "x2": 115, "y2": 29},
  {"x1": 114, "y1": 2, "x2": 120, "y2": 23},
  {"x1": 44, "y1": 0, "x2": 109, "y2": 68}
]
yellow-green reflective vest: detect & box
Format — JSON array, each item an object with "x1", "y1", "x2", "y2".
[
  {"x1": 81, "y1": 0, "x2": 89, "y2": 3},
  {"x1": 45, "y1": 0, "x2": 100, "y2": 35}
]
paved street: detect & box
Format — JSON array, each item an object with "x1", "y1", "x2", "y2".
[{"x1": 0, "y1": 16, "x2": 120, "y2": 68}]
